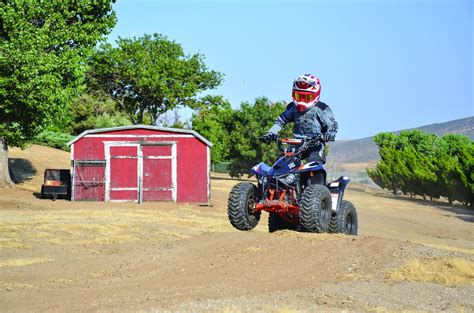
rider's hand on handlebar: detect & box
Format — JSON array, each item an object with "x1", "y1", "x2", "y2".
[
  {"x1": 306, "y1": 134, "x2": 322, "y2": 145},
  {"x1": 259, "y1": 133, "x2": 277, "y2": 144},
  {"x1": 322, "y1": 133, "x2": 332, "y2": 142}
]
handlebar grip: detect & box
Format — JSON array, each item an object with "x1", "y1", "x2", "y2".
[
  {"x1": 258, "y1": 135, "x2": 276, "y2": 144},
  {"x1": 259, "y1": 133, "x2": 278, "y2": 143}
]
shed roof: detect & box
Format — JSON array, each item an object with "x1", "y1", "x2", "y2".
[{"x1": 67, "y1": 125, "x2": 212, "y2": 147}]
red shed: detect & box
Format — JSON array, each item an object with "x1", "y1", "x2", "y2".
[{"x1": 67, "y1": 125, "x2": 211, "y2": 204}]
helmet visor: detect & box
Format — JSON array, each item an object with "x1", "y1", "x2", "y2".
[
  {"x1": 295, "y1": 80, "x2": 316, "y2": 89},
  {"x1": 293, "y1": 91, "x2": 317, "y2": 103}
]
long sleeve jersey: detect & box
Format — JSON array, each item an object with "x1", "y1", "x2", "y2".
[{"x1": 268, "y1": 101, "x2": 338, "y2": 141}]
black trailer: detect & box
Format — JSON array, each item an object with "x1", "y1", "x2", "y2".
[{"x1": 40, "y1": 169, "x2": 71, "y2": 200}]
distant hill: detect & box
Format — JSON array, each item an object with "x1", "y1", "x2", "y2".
[{"x1": 328, "y1": 116, "x2": 474, "y2": 164}]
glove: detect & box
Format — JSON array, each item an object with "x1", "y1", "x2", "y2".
[
  {"x1": 259, "y1": 133, "x2": 277, "y2": 144},
  {"x1": 305, "y1": 134, "x2": 322, "y2": 145},
  {"x1": 322, "y1": 133, "x2": 332, "y2": 142}
]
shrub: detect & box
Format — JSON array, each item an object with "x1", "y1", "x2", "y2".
[{"x1": 34, "y1": 131, "x2": 74, "y2": 152}]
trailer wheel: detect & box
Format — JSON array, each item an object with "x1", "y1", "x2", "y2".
[{"x1": 40, "y1": 186, "x2": 45, "y2": 199}]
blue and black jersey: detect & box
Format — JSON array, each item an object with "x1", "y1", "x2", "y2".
[{"x1": 268, "y1": 101, "x2": 338, "y2": 141}]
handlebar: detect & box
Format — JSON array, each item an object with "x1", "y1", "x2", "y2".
[{"x1": 258, "y1": 135, "x2": 324, "y2": 156}]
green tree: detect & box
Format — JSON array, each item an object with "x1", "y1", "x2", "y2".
[
  {"x1": 368, "y1": 130, "x2": 473, "y2": 207},
  {"x1": 369, "y1": 131, "x2": 438, "y2": 197},
  {"x1": 434, "y1": 134, "x2": 473, "y2": 206},
  {"x1": 88, "y1": 33, "x2": 224, "y2": 125},
  {"x1": 33, "y1": 130, "x2": 74, "y2": 152},
  {"x1": 69, "y1": 92, "x2": 132, "y2": 135},
  {"x1": 402, "y1": 131, "x2": 438, "y2": 200},
  {"x1": 227, "y1": 97, "x2": 291, "y2": 178},
  {"x1": 0, "y1": 0, "x2": 116, "y2": 185},
  {"x1": 367, "y1": 133, "x2": 405, "y2": 194},
  {"x1": 191, "y1": 95, "x2": 233, "y2": 164}
]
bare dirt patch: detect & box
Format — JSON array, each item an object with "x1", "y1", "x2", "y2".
[{"x1": 0, "y1": 145, "x2": 473, "y2": 312}]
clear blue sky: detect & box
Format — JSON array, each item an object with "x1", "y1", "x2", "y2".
[{"x1": 108, "y1": 0, "x2": 473, "y2": 140}]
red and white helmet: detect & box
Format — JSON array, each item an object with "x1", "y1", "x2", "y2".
[{"x1": 292, "y1": 74, "x2": 321, "y2": 112}]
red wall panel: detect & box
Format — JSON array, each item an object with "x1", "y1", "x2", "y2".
[
  {"x1": 143, "y1": 190, "x2": 173, "y2": 201},
  {"x1": 110, "y1": 146, "x2": 138, "y2": 156},
  {"x1": 73, "y1": 137, "x2": 107, "y2": 160},
  {"x1": 110, "y1": 190, "x2": 138, "y2": 201},
  {"x1": 143, "y1": 156, "x2": 173, "y2": 201},
  {"x1": 142, "y1": 145, "x2": 172, "y2": 156},
  {"x1": 110, "y1": 158, "x2": 138, "y2": 188},
  {"x1": 176, "y1": 138, "x2": 208, "y2": 203}
]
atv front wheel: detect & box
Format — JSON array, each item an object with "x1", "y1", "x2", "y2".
[
  {"x1": 227, "y1": 182, "x2": 261, "y2": 231},
  {"x1": 329, "y1": 200, "x2": 358, "y2": 235},
  {"x1": 299, "y1": 185, "x2": 332, "y2": 233}
]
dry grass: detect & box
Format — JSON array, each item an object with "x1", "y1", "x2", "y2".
[
  {"x1": 1, "y1": 282, "x2": 34, "y2": 290},
  {"x1": 241, "y1": 246, "x2": 267, "y2": 253},
  {"x1": 0, "y1": 239, "x2": 31, "y2": 250},
  {"x1": 0, "y1": 206, "x2": 232, "y2": 250},
  {"x1": 414, "y1": 241, "x2": 474, "y2": 256},
  {"x1": 364, "y1": 305, "x2": 391, "y2": 313},
  {"x1": 387, "y1": 257, "x2": 474, "y2": 286},
  {"x1": 341, "y1": 272, "x2": 370, "y2": 281},
  {"x1": 89, "y1": 271, "x2": 114, "y2": 279},
  {"x1": 221, "y1": 307, "x2": 298, "y2": 313},
  {"x1": 0, "y1": 257, "x2": 54, "y2": 268}
]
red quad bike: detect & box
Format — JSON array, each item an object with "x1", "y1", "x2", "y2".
[{"x1": 227, "y1": 136, "x2": 358, "y2": 234}]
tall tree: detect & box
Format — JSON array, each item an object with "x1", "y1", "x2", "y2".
[
  {"x1": 0, "y1": 0, "x2": 116, "y2": 186},
  {"x1": 368, "y1": 130, "x2": 473, "y2": 206},
  {"x1": 367, "y1": 133, "x2": 404, "y2": 194},
  {"x1": 88, "y1": 33, "x2": 224, "y2": 125},
  {"x1": 434, "y1": 134, "x2": 473, "y2": 206},
  {"x1": 191, "y1": 95, "x2": 233, "y2": 164},
  {"x1": 69, "y1": 92, "x2": 132, "y2": 135},
  {"x1": 227, "y1": 97, "x2": 291, "y2": 178}
]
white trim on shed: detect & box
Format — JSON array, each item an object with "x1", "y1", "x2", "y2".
[{"x1": 67, "y1": 125, "x2": 212, "y2": 147}]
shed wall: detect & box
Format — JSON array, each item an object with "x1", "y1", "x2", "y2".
[{"x1": 71, "y1": 128, "x2": 209, "y2": 203}]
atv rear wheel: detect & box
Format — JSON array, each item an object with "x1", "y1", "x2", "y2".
[
  {"x1": 329, "y1": 200, "x2": 358, "y2": 235},
  {"x1": 299, "y1": 185, "x2": 331, "y2": 233},
  {"x1": 227, "y1": 182, "x2": 261, "y2": 231},
  {"x1": 268, "y1": 212, "x2": 296, "y2": 233}
]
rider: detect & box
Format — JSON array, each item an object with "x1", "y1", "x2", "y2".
[{"x1": 261, "y1": 73, "x2": 338, "y2": 164}]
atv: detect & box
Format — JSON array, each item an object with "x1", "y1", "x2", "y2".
[{"x1": 227, "y1": 136, "x2": 358, "y2": 234}]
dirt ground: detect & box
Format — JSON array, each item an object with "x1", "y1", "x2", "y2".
[{"x1": 1, "y1": 145, "x2": 473, "y2": 312}]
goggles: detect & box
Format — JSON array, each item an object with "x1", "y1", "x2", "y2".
[{"x1": 293, "y1": 91, "x2": 317, "y2": 103}]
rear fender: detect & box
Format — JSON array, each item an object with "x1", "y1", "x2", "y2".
[{"x1": 327, "y1": 176, "x2": 350, "y2": 212}]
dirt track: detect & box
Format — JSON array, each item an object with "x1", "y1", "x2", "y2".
[{"x1": 0, "y1": 145, "x2": 473, "y2": 312}]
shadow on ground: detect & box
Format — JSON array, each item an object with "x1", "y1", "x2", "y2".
[
  {"x1": 374, "y1": 191, "x2": 474, "y2": 223},
  {"x1": 9, "y1": 158, "x2": 37, "y2": 183}
]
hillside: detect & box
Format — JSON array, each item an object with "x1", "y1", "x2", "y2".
[{"x1": 328, "y1": 116, "x2": 474, "y2": 164}]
